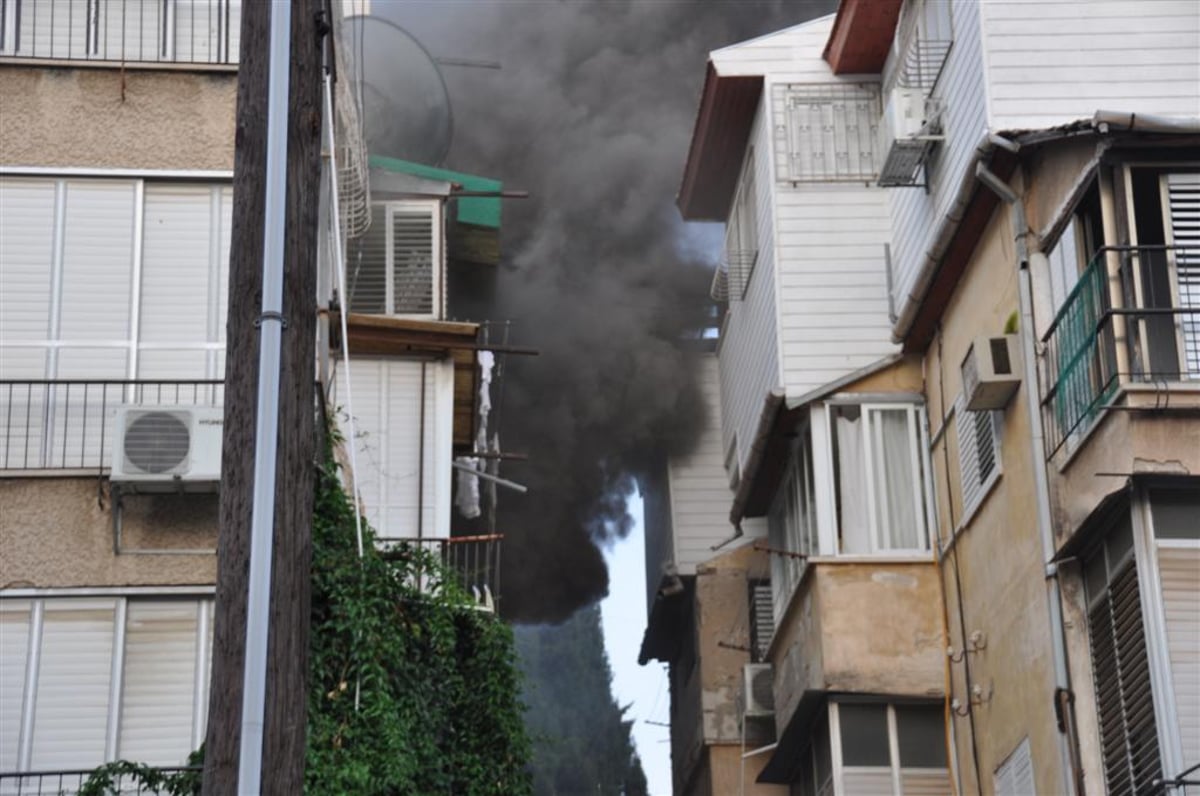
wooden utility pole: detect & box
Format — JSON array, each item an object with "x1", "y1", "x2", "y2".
[{"x1": 202, "y1": 0, "x2": 323, "y2": 792}]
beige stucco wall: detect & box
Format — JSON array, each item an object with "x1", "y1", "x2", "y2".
[
  {"x1": 0, "y1": 478, "x2": 217, "y2": 589},
  {"x1": 923, "y1": 190, "x2": 1069, "y2": 795},
  {"x1": 709, "y1": 745, "x2": 788, "y2": 796},
  {"x1": 0, "y1": 65, "x2": 236, "y2": 171},
  {"x1": 770, "y1": 561, "x2": 944, "y2": 739}
]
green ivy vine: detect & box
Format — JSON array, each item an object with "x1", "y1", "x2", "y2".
[{"x1": 82, "y1": 435, "x2": 531, "y2": 795}]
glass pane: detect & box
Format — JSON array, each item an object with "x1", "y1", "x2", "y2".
[
  {"x1": 814, "y1": 707, "x2": 833, "y2": 787},
  {"x1": 838, "y1": 703, "x2": 890, "y2": 766},
  {"x1": 1105, "y1": 515, "x2": 1135, "y2": 571},
  {"x1": 1150, "y1": 489, "x2": 1200, "y2": 539},
  {"x1": 832, "y1": 406, "x2": 870, "y2": 554},
  {"x1": 871, "y1": 408, "x2": 921, "y2": 550},
  {"x1": 896, "y1": 704, "x2": 948, "y2": 767}
]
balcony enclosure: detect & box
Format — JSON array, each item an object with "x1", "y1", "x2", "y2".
[
  {"x1": 1041, "y1": 245, "x2": 1199, "y2": 457},
  {"x1": 0, "y1": 0, "x2": 240, "y2": 65}
]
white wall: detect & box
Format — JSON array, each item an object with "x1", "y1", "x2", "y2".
[
  {"x1": 669, "y1": 354, "x2": 738, "y2": 573},
  {"x1": 980, "y1": 0, "x2": 1200, "y2": 130}
]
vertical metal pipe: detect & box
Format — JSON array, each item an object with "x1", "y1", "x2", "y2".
[{"x1": 237, "y1": 0, "x2": 291, "y2": 791}]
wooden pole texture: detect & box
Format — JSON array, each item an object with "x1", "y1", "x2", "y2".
[{"x1": 202, "y1": 0, "x2": 323, "y2": 792}]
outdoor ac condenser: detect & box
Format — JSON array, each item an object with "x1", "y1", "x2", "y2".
[
  {"x1": 110, "y1": 406, "x2": 223, "y2": 490},
  {"x1": 962, "y1": 334, "x2": 1022, "y2": 411},
  {"x1": 743, "y1": 663, "x2": 775, "y2": 718}
]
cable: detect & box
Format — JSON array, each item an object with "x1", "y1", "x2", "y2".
[{"x1": 936, "y1": 323, "x2": 985, "y2": 796}]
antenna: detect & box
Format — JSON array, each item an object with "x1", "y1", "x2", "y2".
[{"x1": 344, "y1": 15, "x2": 454, "y2": 166}]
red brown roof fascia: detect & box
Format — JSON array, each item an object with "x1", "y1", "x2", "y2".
[
  {"x1": 677, "y1": 64, "x2": 763, "y2": 222},
  {"x1": 823, "y1": 0, "x2": 903, "y2": 75}
]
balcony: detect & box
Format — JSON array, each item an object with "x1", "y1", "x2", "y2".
[
  {"x1": 1041, "y1": 246, "x2": 1199, "y2": 457},
  {"x1": 381, "y1": 534, "x2": 503, "y2": 613},
  {"x1": 0, "y1": 766, "x2": 200, "y2": 795},
  {"x1": 0, "y1": 380, "x2": 223, "y2": 474},
  {"x1": 0, "y1": 0, "x2": 240, "y2": 66}
]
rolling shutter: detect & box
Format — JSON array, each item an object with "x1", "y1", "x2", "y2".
[
  {"x1": 139, "y1": 184, "x2": 222, "y2": 379},
  {"x1": 0, "y1": 601, "x2": 32, "y2": 772},
  {"x1": 1158, "y1": 545, "x2": 1200, "y2": 765},
  {"x1": 118, "y1": 601, "x2": 200, "y2": 765},
  {"x1": 1088, "y1": 559, "x2": 1163, "y2": 796},
  {"x1": 0, "y1": 178, "x2": 55, "y2": 379},
  {"x1": 30, "y1": 599, "x2": 117, "y2": 770}
]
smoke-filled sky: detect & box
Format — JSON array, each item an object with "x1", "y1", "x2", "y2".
[{"x1": 373, "y1": 0, "x2": 835, "y2": 622}]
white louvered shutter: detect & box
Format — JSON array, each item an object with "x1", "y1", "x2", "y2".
[
  {"x1": 1165, "y1": 173, "x2": 1200, "y2": 377},
  {"x1": 347, "y1": 202, "x2": 440, "y2": 318},
  {"x1": 0, "y1": 601, "x2": 32, "y2": 771},
  {"x1": 955, "y1": 394, "x2": 1000, "y2": 519},
  {"x1": 839, "y1": 770, "x2": 893, "y2": 795},
  {"x1": 30, "y1": 599, "x2": 117, "y2": 770},
  {"x1": 993, "y1": 737, "x2": 1034, "y2": 795},
  {"x1": 1158, "y1": 545, "x2": 1200, "y2": 765},
  {"x1": 139, "y1": 184, "x2": 220, "y2": 379},
  {"x1": 56, "y1": 180, "x2": 136, "y2": 378},
  {"x1": 0, "y1": 178, "x2": 55, "y2": 379},
  {"x1": 118, "y1": 601, "x2": 200, "y2": 765},
  {"x1": 348, "y1": 204, "x2": 388, "y2": 314}
]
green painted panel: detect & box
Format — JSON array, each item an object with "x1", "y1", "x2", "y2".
[{"x1": 369, "y1": 155, "x2": 502, "y2": 229}]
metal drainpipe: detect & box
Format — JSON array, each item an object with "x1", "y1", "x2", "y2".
[
  {"x1": 237, "y1": 1, "x2": 292, "y2": 792},
  {"x1": 977, "y1": 153, "x2": 1081, "y2": 796}
]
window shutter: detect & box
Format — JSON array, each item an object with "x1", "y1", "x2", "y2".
[
  {"x1": 1158, "y1": 545, "x2": 1200, "y2": 762},
  {"x1": 56, "y1": 180, "x2": 137, "y2": 378},
  {"x1": 139, "y1": 184, "x2": 219, "y2": 378},
  {"x1": 348, "y1": 204, "x2": 388, "y2": 314},
  {"x1": 30, "y1": 600, "x2": 117, "y2": 770},
  {"x1": 955, "y1": 394, "x2": 1000, "y2": 519},
  {"x1": 348, "y1": 202, "x2": 440, "y2": 318},
  {"x1": 118, "y1": 602, "x2": 200, "y2": 765},
  {"x1": 0, "y1": 601, "x2": 32, "y2": 772},
  {"x1": 1088, "y1": 558, "x2": 1163, "y2": 795},
  {"x1": 1165, "y1": 173, "x2": 1200, "y2": 377},
  {"x1": 839, "y1": 770, "x2": 893, "y2": 795},
  {"x1": 750, "y1": 581, "x2": 774, "y2": 661},
  {"x1": 391, "y1": 208, "x2": 437, "y2": 316},
  {"x1": 0, "y1": 178, "x2": 56, "y2": 379}
]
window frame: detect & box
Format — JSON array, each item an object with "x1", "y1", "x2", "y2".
[
  {"x1": 724, "y1": 147, "x2": 759, "y2": 300},
  {"x1": 827, "y1": 699, "x2": 950, "y2": 796},
  {"x1": 826, "y1": 401, "x2": 935, "y2": 556}
]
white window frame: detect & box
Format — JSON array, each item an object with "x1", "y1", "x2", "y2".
[
  {"x1": 724, "y1": 148, "x2": 758, "y2": 299},
  {"x1": 827, "y1": 700, "x2": 951, "y2": 796},
  {"x1": 825, "y1": 400, "x2": 935, "y2": 556},
  {"x1": 0, "y1": 592, "x2": 214, "y2": 772},
  {"x1": 767, "y1": 424, "x2": 819, "y2": 622}
]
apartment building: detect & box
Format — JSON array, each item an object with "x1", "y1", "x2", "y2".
[
  {"x1": 651, "y1": 1, "x2": 1200, "y2": 795},
  {"x1": 0, "y1": 3, "x2": 503, "y2": 786}
]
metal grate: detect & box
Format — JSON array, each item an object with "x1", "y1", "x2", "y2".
[
  {"x1": 122, "y1": 410, "x2": 191, "y2": 474},
  {"x1": 776, "y1": 83, "x2": 881, "y2": 183}
]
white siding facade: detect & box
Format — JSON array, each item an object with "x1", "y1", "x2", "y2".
[{"x1": 668, "y1": 354, "x2": 739, "y2": 573}]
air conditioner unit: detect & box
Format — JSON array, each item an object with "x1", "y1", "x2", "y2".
[
  {"x1": 743, "y1": 663, "x2": 775, "y2": 718},
  {"x1": 110, "y1": 406, "x2": 223, "y2": 489},
  {"x1": 962, "y1": 335, "x2": 1022, "y2": 411},
  {"x1": 878, "y1": 87, "x2": 943, "y2": 187}
]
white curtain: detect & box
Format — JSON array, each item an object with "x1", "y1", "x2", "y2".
[
  {"x1": 835, "y1": 407, "x2": 870, "y2": 553},
  {"x1": 872, "y1": 408, "x2": 920, "y2": 550}
]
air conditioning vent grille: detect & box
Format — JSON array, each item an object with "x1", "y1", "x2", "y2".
[
  {"x1": 124, "y1": 411, "x2": 190, "y2": 474},
  {"x1": 751, "y1": 668, "x2": 774, "y2": 712}
]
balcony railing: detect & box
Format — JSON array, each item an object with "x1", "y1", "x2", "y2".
[
  {"x1": 381, "y1": 534, "x2": 503, "y2": 613},
  {"x1": 1041, "y1": 245, "x2": 1199, "y2": 457},
  {"x1": 0, "y1": 0, "x2": 240, "y2": 66},
  {"x1": 0, "y1": 380, "x2": 223, "y2": 473},
  {"x1": 0, "y1": 766, "x2": 201, "y2": 795}
]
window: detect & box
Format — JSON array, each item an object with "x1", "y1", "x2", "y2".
[
  {"x1": 830, "y1": 403, "x2": 932, "y2": 554},
  {"x1": 1083, "y1": 516, "x2": 1163, "y2": 796},
  {"x1": 768, "y1": 425, "x2": 818, "y2": 617},
  {"x1": 954, "y1": 394, "x2": 1001, "y2": 523},
  {"x1": 0, "y1": 596, "x2": 213, "y2": 772},
  {"x1": 834, "y1": 701, "x2": 950, "y2": 795},
  {"x1": 724, "y1": 149, "x2": 758, "y2": 299},
  {"x1": 775, "y1": 83, "x2": 881, "y2": 183},
  {"x1": 993, "y1": 738, "x2": 1034, "y2": 796},
  {"x1": 349, "y1": 201, "x2": 441, "y2": 318}
]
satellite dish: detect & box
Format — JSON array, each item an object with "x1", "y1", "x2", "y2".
[{"x1": 344, "y1": 15, "x2": 453, "y2": 166}]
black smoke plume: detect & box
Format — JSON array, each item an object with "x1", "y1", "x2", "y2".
[{"x1": 377, "y1": 0, "x2": 836, "y2": 621}]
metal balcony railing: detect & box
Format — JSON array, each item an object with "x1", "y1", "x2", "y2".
[
  {"x1": 0, "y1": 0, "x2": 240, "y2": 66},
  {"x1": 1040, "y1": 245, "x2": 1199, "y2": 457},
  {"x1": 0, "y1": 380, "x2": 223, "y2": 473},
  {"x1": 381, "y1": 534, "x2": 503, "y2": 612},
  {"x1": 0, "y1": 766, "x2": 201, "y2": 795}
]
